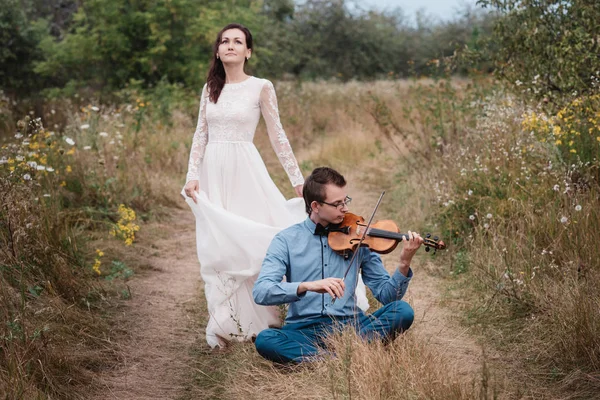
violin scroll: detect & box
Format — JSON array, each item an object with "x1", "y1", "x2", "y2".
[{"x1": 423, "y1": 233, "x2": 446, "y2": 254}]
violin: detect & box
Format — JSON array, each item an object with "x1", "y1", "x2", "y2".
[{"x1": 328, "y1": 212, "x2": 446, "y2": 254}]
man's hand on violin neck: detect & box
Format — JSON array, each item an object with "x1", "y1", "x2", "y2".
[
  {"x1": 298, "y1": 278, "x2": 345, "y2": 299},
  {"x1": 398, "y1": 230, "x2": 424, "y2": 275}
]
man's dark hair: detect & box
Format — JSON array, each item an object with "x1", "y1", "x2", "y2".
[{"x1": 303, "y1": 167, "x2": 346, "y2": 215}]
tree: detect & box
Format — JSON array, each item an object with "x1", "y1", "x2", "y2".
[
  {"x1": 0, "y1": 0, "x2": 50, "y2": 96},
  {"x1": 478, "y1": 0, "x2": 600, "y2": 104}
]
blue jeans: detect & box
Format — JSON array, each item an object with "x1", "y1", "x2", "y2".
[{"x1": 254, "y1": 300, "x2": 414, "y2": 364}]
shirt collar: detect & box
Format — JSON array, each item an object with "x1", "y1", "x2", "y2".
[{"x1": 303, "y1": 217, "x2": 317, "y2": 233}]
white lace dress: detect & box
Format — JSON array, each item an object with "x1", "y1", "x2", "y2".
[
  {"x1": 183, "y1": 77, "x2": 368, "y2": 348},
  {"x1": 183, "y1": 77, "x2": 306, "y2": 348}
]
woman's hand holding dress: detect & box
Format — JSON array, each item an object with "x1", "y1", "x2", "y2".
[{"x1": 184, "y1": 180, "x2": 200, "y2": 203}]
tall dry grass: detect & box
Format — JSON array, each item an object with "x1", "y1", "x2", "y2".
[
  {"x1": 432, "y1": 92, "x2": 600, "y2": 398},
  {"x1": 216, "y1": 330, "x2": 488, "y2": 400}
]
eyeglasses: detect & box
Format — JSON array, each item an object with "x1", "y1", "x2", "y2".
[{"x1": 320, "y1": 196, "x2": 352, "y2": 210}]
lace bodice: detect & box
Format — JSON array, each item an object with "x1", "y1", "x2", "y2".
[{"x1": 186, "y1": 77, "x2": 304, "y2": 187}]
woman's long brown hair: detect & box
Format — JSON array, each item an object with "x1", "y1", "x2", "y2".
[{"x1": 206, "y1": 23, "x2": 253, "y2": 103}]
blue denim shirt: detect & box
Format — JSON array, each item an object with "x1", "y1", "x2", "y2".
[{"x1": 253, "y1": 217, "x2": 412, "y2": 325}]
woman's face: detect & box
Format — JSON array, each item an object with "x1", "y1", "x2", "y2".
[{"x1": 217, "y1": 28, "x2": 251, "y2": 64}]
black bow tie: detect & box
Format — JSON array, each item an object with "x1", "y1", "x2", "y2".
[{"x1": 314, "y1": 223, "x2": 329, "y2": 236}]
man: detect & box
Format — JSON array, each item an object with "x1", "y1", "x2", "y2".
[{"x1": 253, "y1": 167, "x2": 423, "y2": 364}]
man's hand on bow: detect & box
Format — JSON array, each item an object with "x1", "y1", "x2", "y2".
[{"x1": 297, "y1": 278, "x2": 345, "y2": 299}]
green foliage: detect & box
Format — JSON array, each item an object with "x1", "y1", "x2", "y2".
[
  {"x1": 36, "y1": 0, "x2": 208, "y2": 90},
  {"x1": 33, "y1": 0, "x2": 275, "y2": 93},
  {"x1": 0, "y1": 0, "x2": 51, "y2": 95},
  {"x1": 269, "y1": 0, "x2": 495, "y2": 81},
  {"x1": 477, "y1": 0, "x2": 600, "y2": 105},
  {"x1": 105, "y1": 260, "x2": 134, "y2": 281},
  {"x1": 0, "y1": 0, "x2": 495, "y2": 100}
]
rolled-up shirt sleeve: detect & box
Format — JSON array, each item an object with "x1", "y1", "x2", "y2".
[{"x1": 253, "y1": 234, "x2": 307, "y2": 305}]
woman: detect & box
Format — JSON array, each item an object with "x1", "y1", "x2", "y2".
[
  {"x1": 182, "y1": 23, "x2": 306, "y2": 348},
  {"x1": 183, "y1": 23, "x2": 368, "y2": 348}
]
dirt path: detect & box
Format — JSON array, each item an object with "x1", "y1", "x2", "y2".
[
  {"x1": 407, "y1": 270, "x2": 484, "y2": 378},
  {"x1": 90, "y1": 208, "x2": 203, "y2": 400}
]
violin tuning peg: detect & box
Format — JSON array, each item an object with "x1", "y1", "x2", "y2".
[
  {"x1": 426, "y1": 233, "x2": 431, "y2": 238},
  {"x1": 425, "y1": 246, "x2": 430, "y2": 252},
  {"x1": 433, "y1": 236, "x2": 439, "y2": 241}
]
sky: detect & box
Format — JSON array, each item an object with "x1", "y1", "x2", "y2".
[{"x1": 359, "y1": 0, "x2": 481, "y2": 22}]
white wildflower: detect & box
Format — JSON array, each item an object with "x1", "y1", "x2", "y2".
[
  {"x1": 23, "y1": 173, "x2": 31, "y2": 180},
  {"x1": 46, "y1": 167, "x2": 54, "y2": 172},
  {"x1": 43, "y1": 194, "x2": 51, "y2": 197},
  {"x1": 80, "y1": 124, "x2": 90, "y2": 130},
  {"x1": 91, "y1": 106, "x2": 100, "y2": 112},
  {"x1": 27, "y1": 161, "x2": 37, "y2": 168},
  {"x1": 36, "y1": 165, "x2": 46, "y2": 171},
  {"x1": 575, "y1": 205, "x2": 582, "y2": 211},
  {"x1": 468, "y1": 190, "x2": 473, "y2": 196},
  {"x1": 469, "y1": 215, "x2": 475, "y2": 220},
  {"x1": 486, "y1": 213, "x2": 492, "y2": 219},
  {"x1": 83, "y1": 146, "x2": 92, "y2": 150},
  {"x1": 553, "y1": 184, "x2": 560, "y2": 191},
  {"x1": 15, "y1": 133, "x2": 23, "y2": 139},
  {"x1": 560, "y1": 216, "x2": 568, "y2": 224},
  {"x1": 65, "y1": 137, "x2": 75, "y2": 145},
  {"x1": 99, "y1": 132, "x2": 109, "y2": 137}
]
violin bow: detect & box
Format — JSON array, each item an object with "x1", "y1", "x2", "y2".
[{"x1": 332, "y1": 191, "x2": 385, "y2": 304}]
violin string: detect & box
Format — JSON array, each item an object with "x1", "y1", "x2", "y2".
[
  {"x1": 333, "y1": 191, "x2": 385, "y2": 306},
  {"x1": 341, "y1": 191, "x2": 385, "y2": 281}
]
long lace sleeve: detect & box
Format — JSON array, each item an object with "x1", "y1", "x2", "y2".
[
  {"x1": 186, "y1": 84, "x2": 209, "y2": 184},
  {"x1": 259, "y1": 80, "x2": 304, "y2": 187}
]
